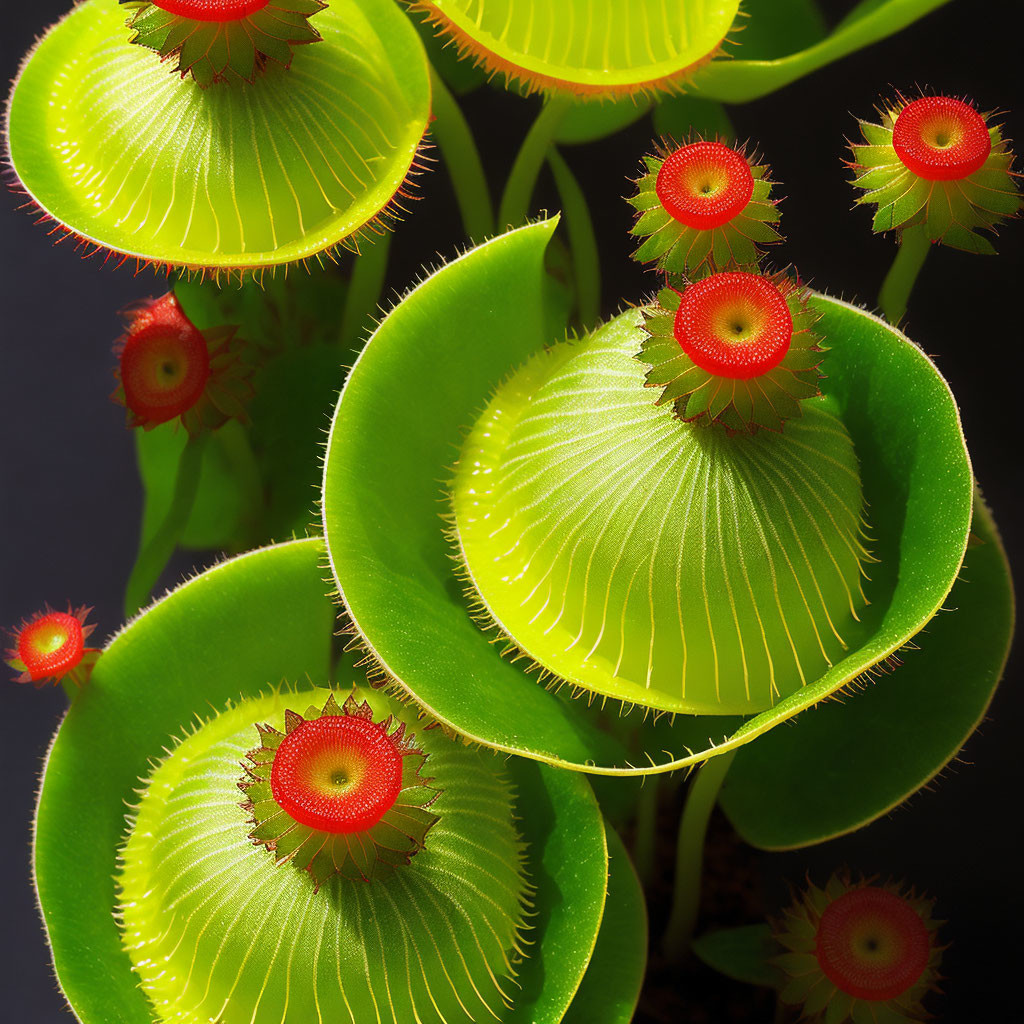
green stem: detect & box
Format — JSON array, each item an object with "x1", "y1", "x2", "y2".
[
  {"x1": 59, "y1": 676, "x2": 79, "y2": 702},
  {"x1": 547, "y1": 147, "x2": 601, "y2": 328},
  {"x1": 879, "y1": 225, "x2": 930, "y2": 325},
  {"x1": 124, "y1": 432, "x2": 209, "y2": 619},
  {"x1": 429, "y1": 67, "x2": 494, "y2": 240},
  {"x1": 690, "y1": 0, "x2": 952, "y2": 103},
  {"x1": 498, "y1": 94, "x2": 573, "y2": 229},
  {"x1": 632, "y1": 778, "x2": 659, "y2": 888},
  {"x1": 340, "y1": 232, "x2": 392, "y2": 348},
  {"x1": 216, "y1": 421, "x2": 265, "y2": 549},
  {"x1": 662, "y1": 750, "x2": 737, "y2": 961}
]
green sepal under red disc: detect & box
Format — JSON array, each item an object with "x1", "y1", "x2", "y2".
[
  {"x1": 121, "y1": 0, "x2": 327, "y2": 87},
  {"x1": 628, "y1": 139, "x2": 781, "y2": 275},
  {"x1": 639, "y1": 270, "x2": 824, "y2": 434},
  {"x1": 848, "y1": 97, "x2": 1023, "y2": 255},
  {"x1": 239, "y1": 692, "x2": 440, "y2": 888}
]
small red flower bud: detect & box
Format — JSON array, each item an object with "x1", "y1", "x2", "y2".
[
  {"x1": 6, "y1": 606, "x2": 100, "y2": 688},
  {"x1": 125, "y1": 1, "x2": 326, "y2": 87},
  {"x1": 630, "y1": 138, "x2": 781, "y2": 275},
  {"x1": 891, "y1": 95, "x2": 992, "y2": 182},
  {"x1": 640, "y1": 269, "x2": 823, "y2": 433},
  {"x1": 773, "y1": 872, "x2": 942, "y2": 1023},
  {"x1": 118, "y1": 294, "x2": 211, "y2": 428},
  {"x1": 673, "y1": 271, "x2": 793, "y2": 380},
  {"x1": 816, "y1": 886, "x2": 932, "y2": 1002},
  {"x1": 113, "y1": 293, "x2": 253, "y2": 435},
  {"x1": 848, "y1": 91, "x2": 1021, "y2": 253},
  {"x1": 270, "y1": 714, "x2": 405, "y2": 834},
  {"x1": 656, "y1": 141, "x2": 755, "y2": 230},
  {"x1": 241, "y1": 694, "x2": 440, "y2": 885},
  {"x1": 152, "y1": 0, "x2": 270, "y2": 21}
]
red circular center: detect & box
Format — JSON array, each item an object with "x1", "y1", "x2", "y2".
[
  {"x1": 673, "y1": 272, "x2": 793, "y2": 380},
  {"x1": 816, "y1": 887, "x2": 931, "y2": 1002},
  {"x1": 18, "y1": 613, "x2": 84, "y2": 682},
  {"x1": 152, "y1": 0, "x2": 270, "y2": 21},
  {"x1": 655, "y1": 142, "x2": 755, "y2": 229},
  {"x1": 120, "y1": 296, "x2": 210, "y2": 425},
  {"x1": 892, "y1": 96, "x2": 991, "y2": 181},
  {"x1": 270, "y1": 716, "x2": 404, "y2": 834}
]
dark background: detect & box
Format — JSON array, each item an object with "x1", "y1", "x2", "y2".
[{"x1": 2, "y1": 2, "x2": 1021, "y2": 1021}]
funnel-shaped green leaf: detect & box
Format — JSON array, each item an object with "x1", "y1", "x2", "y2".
[
  {"x1": 8, "y1": 0, "x2": 430, "y2": 273},
  {"x1": 34, "y1": 538, "x2": 634, "y2": 1023},
  {"x1": 719, "y1": 492, "x2": 1013, "y2": 849},
  {"x1": 408, "y1": 0, "x2": 739, "y2": 97},
  {"x1": 322, "y1": 224, "x2": 995, "y2": 802}
]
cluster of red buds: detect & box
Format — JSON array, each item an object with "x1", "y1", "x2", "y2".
[{"x1": 629, "y1": 135, "x2": 822, "y2": 434}]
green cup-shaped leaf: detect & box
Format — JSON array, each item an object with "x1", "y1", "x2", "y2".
[
  {"x1": 7, "y1": 0, "x2": 430, "y2": 273},
  {"x1": 34, "y1": 539, "x2": 630, "y2": 1023},
  {"x1": 719, "y1": 492, "x2": 1014, "y2": 849},
  {"x1": 407, "y1": 0, "x2": 740, "y2": 98},
  {"x1": 322, "y1": 224, "x2": 994, "y2": 797}
]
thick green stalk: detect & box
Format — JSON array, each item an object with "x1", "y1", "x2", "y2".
[
  {"x1": 499, "y1": 95, "x2": 573, "y2": 228},
  {"x1": 59, "y1": 677, "x2": 79, "y2": 702},
  {"x1": 340, "y1": 232, "x2": 392, "y2": 348},
  {"x1": 662, "y1": 750, "x2": 737, "y2": 961},
  {"x1": 690, "y1": 0, "x2": 952, "y2": 103},
  {"x1": 124, "y1": 432, "x2": 209, "y2": 618},
  {"x1": 879, "y1": 225, "x2": 931, "y2": 325},
  {"x1": 547, "y1": 147, "x2": 601, "y2": 327},
  {"x1": 429, "y1": 67, "x2": 494, "y2": 240}
]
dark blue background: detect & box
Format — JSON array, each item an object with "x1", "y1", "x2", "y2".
[{"x1": 2, "y1": 2, "x2": 1021, "y2": 1020}]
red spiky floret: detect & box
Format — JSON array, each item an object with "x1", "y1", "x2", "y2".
[
  {"x1": 656, "y1": 141, "x2": 755, "y2": 230},
  {"x1": 773, "y1": 871, "x2": 943, "y2": 1023},
  {"x1": 122, "y1": 0, "x2": 327, "y2": 87},
  {"x1": 629, "y1": 138, "x2": 781, "y2": 275},
  {"x1": 816, "y1": 887, "x2": 932, "y2": 1002},
  {"x1": 112, "y1": 293, "x2": 253, "y2": 434},
  {"x1": 6, "y1": 606, "x2": 100, "y2": 688},
  {"x1": 240, "y1": 693, "x2": 440, "y2": 886},
  {"x1": 673, "y1": 271, "x2": 793, "y2": 379},
  {"x1": 891, "y1": 96, "x2": 992, "y2": 182},
  {"x1": 848, "y1": 91, "x2": 1022, "y2": 253},
  {"x1": 638, "y1": 268, "x2": 824, "y2": 434},
  {"x1": 270, "y1": 714, "x2": 405, "y2": 834}
]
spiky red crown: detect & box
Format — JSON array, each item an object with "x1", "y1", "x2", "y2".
[
  {"x1": 6, "y1": 605, "x2": 100, "y2": 688},
  {"x1": 848, "y1": 91, "x2": 1022, "y2": 253},
  {"x1": 773, "y1": 872, "x2": 943, "y2": 1023},
  {"x1": 639, "y1": 268, "x2": 824, "y2": 433},
  {"x1": 240, "y1": 693, "x2": 440, "y2": 887},
  {"x1": 629, "y1": 137, "x2": 781, "y2": 275},
  {"x1": 113, "y1": 293, "x2": 253, "y2": 434}
]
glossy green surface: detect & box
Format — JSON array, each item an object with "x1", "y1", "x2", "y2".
[
  {"x1": 720, "y1": 493, "x2": 1014, "y2": 849},
  {"x1": 8, "y1": 0, "x2": 430, "y2": 271},
  {"x1": 323, "y1": 224, "x2": 976, "y2": 780},
  {"x1": 413, "y1": 0, "x2": 740, "y2": 95},
  {"x1": 35, "y1": 537, "x2": 622, "y2": 1023},
  {"x1": 451, "y1": 314, "x2": 868, "y2": 715}
]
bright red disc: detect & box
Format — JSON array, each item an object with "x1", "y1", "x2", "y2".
[
  {"x1": 673, "y1": 272, "x2": 793, "y2": 380},
  {"x1": 18, "y1": 613, "x2": 84, "y2": 682},
  {"x1": 120, "y1": 295, "x2": 210, "y2": 426},
  {"x1": 892, "y1": 96, "x2": 991, "y2": 181},
  {"x1": 152, "y1": 0, "x2": 270, "y2": 21},
  {"x1": 270, "y1": 716, "x2": 404, "y2": 834},
  {"x1": 656, "y1": 142, "x2": 755, "y2": 229},
  {"x1": 816, "y1": 887, "x2": 931, "y2": 1001}
]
